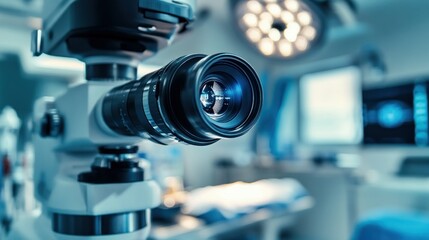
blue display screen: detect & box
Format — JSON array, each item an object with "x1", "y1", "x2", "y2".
[{"x1": 363, "y1": 82, "x2": 429, "y2": 145}]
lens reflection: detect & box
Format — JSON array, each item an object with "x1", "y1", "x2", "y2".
[{"x1": 200, "y1": 81, "x2": 230, "y2": 116}]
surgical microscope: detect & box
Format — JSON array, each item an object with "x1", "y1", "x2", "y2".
[{"x1": 8, "y1": 0, "x2": 263, "y2": 239}]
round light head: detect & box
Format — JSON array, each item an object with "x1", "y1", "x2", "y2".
[{"x1": 236, "y1": 0, "x2": 324, "y2": 59}]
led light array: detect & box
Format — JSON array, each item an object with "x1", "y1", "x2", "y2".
[{"x1": 237, "y1": 0, "x2": 322, "y2": 58}]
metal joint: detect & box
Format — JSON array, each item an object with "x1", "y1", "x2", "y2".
[{"x1": 31, "y1": 29, "x2": 43, "y2": 56}]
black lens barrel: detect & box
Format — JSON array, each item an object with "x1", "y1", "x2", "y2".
[{"x1": 101, "y1": 53, "x2": 263, "y2": 146}]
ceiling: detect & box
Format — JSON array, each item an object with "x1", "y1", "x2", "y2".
[
  {"x1": 147, "y1": 0, "x2": 429, "y2": 83},
  {"x1": 0, "y1": 0, "x2": 427, "y2": 84}
]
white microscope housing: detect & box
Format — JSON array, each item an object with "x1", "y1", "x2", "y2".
[{"x1": 8, "y1": 0, "x2": 263, "y2": 239}]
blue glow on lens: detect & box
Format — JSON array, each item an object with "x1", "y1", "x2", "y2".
[{"x1": 230, "y1": 82, "x2": 243, "y2": 100}]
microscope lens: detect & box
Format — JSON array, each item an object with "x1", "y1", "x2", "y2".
[
  {"x1": 200, "y1": 80, "x2": 232, "y2": 116},
  {"x1": 101, "y1": 53, "x2": 263, "y2": 146}
]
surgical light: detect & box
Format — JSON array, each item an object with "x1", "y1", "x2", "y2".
[{"x1": 236, "y1": 0, "x2": 324, "y2": 59}]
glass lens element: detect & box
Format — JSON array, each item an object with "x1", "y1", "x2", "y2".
[{"x1": 200, "y1": 81, "x2": 230, "y2": 116}]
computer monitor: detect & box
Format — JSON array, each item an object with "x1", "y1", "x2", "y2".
[
  {"x1": 299, "y1": 66, "x2": 363, "y2": 144},
  {"x1": 362, "y1": 82, "x2": 428, "y2": 145}
]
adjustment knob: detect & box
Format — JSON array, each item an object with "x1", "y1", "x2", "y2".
[{"x1": 40, "y1": 109, "x2": 63, "y2": 137}]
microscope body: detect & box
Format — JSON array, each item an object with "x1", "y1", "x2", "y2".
[
  {"x1": 34, "y1": 81, "x2": 161, "y2": 239},
  {"x1": 8, "y1": 0, "x2": 263, "y2": 239},
  {"x1": 9, "y1": 0, "x2": 195, "y2": 238},
  {"x1": 7, "y1": 80, "x2": 161, "y2": 240}
]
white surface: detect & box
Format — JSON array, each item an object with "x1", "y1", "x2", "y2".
[
  {"x1": 300, "y1": 66, "x2": 362, "y2": 144},
  {"x1": 53, "y1": 81, "x2": 142, "y2": 149},
  {"x1": 150, "y1": 197, "x2": 313, "y2": 240},
  {"x1": 183, "y1": 178, "x2": 307, "y2": 218},
  {"x1": 357, "y1": 176, "x2": 429, "y2": 222},
  {"x1": 0, "y1": 106, "x2": 21, "y2": 162},
  {"x1": 48, "y1": 177, "x2": 161, "y2": 215},
  {"x1": 363, "y1": 176, "x2": 429, "y2": 193}
]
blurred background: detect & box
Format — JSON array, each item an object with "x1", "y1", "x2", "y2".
[{"x1": 2, "y1": 0, "x2": 429, "y2": 239}]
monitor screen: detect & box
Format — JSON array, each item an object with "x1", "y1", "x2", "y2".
[
  {"x1": 299, "y1": 66, "x2": 363, "y2": 144},
  {"x1": 363, "y1": 82, "x2": 429, "y2": 145}
]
